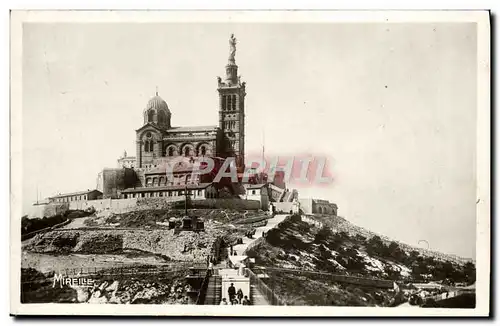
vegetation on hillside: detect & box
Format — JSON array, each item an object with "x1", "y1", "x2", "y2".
[
  {"x1": 249, "y1": 215, "x2": 475, "y2": 284},
  {"x1": 21, "y1": 209, "x2": 95, "y2": 235},
  {"x1": 363, "y1": 234, "x2": 476, "y2": 284},
  {"x1": 246, "y1": 214, "x2": 476, "y2": 306}
]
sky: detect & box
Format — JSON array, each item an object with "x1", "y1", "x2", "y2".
[{"x1": 22, "y1": 22, "x2": 477, "y2": 258}]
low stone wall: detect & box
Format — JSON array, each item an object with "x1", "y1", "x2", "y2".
[
  {"x1": 136, "y1": 197, "x2": 184, "y2": 210},
  {"x1": 273, "y1": 202, "x2": 299, "y2": 214},
  {"x1": 191, "y1": 198, "x2": 260, "y2": 210},
  {"x1": 69, "y1": 198, "x2": 138, "y2": 214},
  {"x1": 60, "y1": 197, "x2": 260, "y2": 217}
]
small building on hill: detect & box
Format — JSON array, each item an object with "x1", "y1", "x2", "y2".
[
  {"x1": 48, "y1": 189, "x2": 103, "y2": 203},
  {"x1": 121, "y1": 183, "x2": 217, "y2": 199},
  {"x1": 299, "y1": 198, "x2": 338, "y2": 215},
  {"x1": 117, "y1": 150, "x2": 136, "y2": 168},
  {"x1": 241, "y1": 183, "x2": 269, "y2": 210}
]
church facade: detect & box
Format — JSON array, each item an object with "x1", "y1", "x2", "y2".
[
  {"x1": 133, "y1": 34, "x2": 246, "y2": 171},
  {"x1": 101, "y1": 34, "x2": 249, "y2": 200}
]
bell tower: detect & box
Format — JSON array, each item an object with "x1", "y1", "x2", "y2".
[{"x1": 218, "y1": 34, "x2": 246, "y2": 170}]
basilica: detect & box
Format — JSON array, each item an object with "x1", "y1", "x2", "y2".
[
  {"x1": 49, "y1": 35, "x2": 334, "y2": 214},
  {"x1": 120, "y1": 34, "x2": 245, "y2": 171},
  {"x1": 101, "y1": 34, "x2": 250, "y2": 200}
]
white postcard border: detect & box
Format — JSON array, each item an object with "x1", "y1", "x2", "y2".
[{"x1": 10, "y1": 10, "x2": 490, "y2": 317}]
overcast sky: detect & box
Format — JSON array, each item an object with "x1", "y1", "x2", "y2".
[{"x1": 22, "y1": 22, "x2": 477, "y2": 258}]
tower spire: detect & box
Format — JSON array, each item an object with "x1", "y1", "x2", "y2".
[
  {"x1": 218, "y1": 34, "x2": 246, "y2": 171},
  {"x1": 155, "y1": 86, "x2": 158, "y2": 96}
]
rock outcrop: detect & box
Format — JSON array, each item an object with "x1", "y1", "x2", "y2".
[{"x1": 23, "y1": 227, "x2": 222, "y2": 262}]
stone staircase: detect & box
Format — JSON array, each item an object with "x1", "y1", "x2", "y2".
[
  {"x1": 282, "y1": 191, "x2": 294, "y2": 202},
  {"x1": 203, "y1": 275, "x2": 222, "y2": 305}
]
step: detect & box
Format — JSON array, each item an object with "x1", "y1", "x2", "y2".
[{"x1": 202, "y1": 276, "x2": 223, "y2": 305}]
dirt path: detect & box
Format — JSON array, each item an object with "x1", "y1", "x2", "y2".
[
  {"x1": 61, "y1": 216, "x2": 91, "y2": 229},
  {"x1": 231, "y1": 214, "x2": 288, "y2": 256}
]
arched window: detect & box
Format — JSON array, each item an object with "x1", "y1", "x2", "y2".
[
  {"x1": 153, "y1": 177, "x2": 158, "y2": 186},
  {"x1": 168, "y1": 147, "x2": 174, "y2": 156},
  {"x1": 200, "y1": 146, "x2": 206, "y2": 156},
  {"x1": 232, "y1": 95, "x2": 237, "y2": 110},
  {"x1": 184, "y1": 147, "x2": 190, "y2": 157},
  {"x1": 158, "y1": 111, "x2": 166, "y2": 125},
  {"x1": 144, "y1": 132, "x2": 152, "y2": 152},
  {"x1": 148, "y1": 110, "x2": 154, "y2": 122},
  {"x1": 221, "y1": 95, "x2": 226, "y2": 111}
]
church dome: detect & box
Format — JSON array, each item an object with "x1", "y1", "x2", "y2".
[
  {"x1": 147, "y1": 95, "x2": 170, "y2": 113},
  {"x1": 143, "y1": 93, "x2": 172, "y2": 128}
]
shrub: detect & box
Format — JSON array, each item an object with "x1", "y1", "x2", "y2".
[
  {"x1": 314, "y1": 226, "x2": 334, "y2": 244},
  {"x1": 21, "y1": 214, "x2": 66, "y2": 235}
]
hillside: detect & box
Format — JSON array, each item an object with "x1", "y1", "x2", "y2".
[
  {"x1": 22, "y1": 208, "x2": 269, "y2": 265},
  {"x1": 309, "y1": 214, "x2": 473, "y2": 265},
  {"x1": 21, "y1": 207, "x2": 475, "y2": 307},
  {"x1": 245, "y1": 214, "x2": 475, "y2": 306}
]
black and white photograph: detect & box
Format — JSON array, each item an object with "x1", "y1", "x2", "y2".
[{"x1": 9, "y1": 10, "x2": 490, "y2": 316}]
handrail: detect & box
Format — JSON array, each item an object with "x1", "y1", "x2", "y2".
[
  {"x1": 27, "y1": 261, "x2": 207, "y2": 278},
  {"x1": 246, "y1": 268, "x2": 285, "y2": 306},
  {"x1": 256, "y1": 266, "x2": 394, "y2": 288},
  {"x1": 195, "y1": 269, "x2": 210, "y2": 305}
]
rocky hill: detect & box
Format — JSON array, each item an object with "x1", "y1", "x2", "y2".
[
  {"x1": 22, "y1": 208, "x2": 268, "y2": 263},
  {"x1": 245, "y1": 214, "x2": 475, "y2": 306},
  {"x1": 23, "y1": 227, "x2": 219, "y2": 262},
  {"x1": 307, "y1": 214, "x2": 473, "y2": 265}
]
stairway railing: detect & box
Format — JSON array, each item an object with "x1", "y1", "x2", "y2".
[
  {"x1": 246, "y1": 268, "x2": 285, "y2": 306},
  {"x1": 214, "y1": 275, "x2": 221, "y2": 305},
  {"x1": 195, "y1": 269, "x2": 210, "y2": 305}
]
